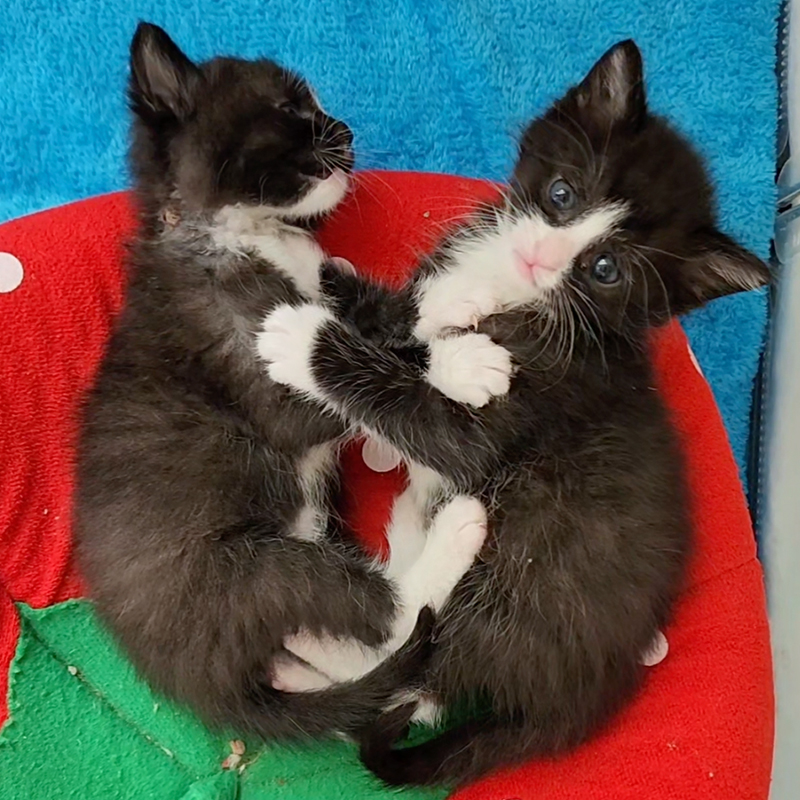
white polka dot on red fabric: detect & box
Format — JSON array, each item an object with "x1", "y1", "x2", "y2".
[
  {"x1": 0, "y1": 252, "x2": 24, "y2": 292},
  {"x1": 687, "y1": 343, "x2": 704, "y2": 378},
  {"x1": 361, "y1": 437, "x2": 402, "y2": 473},
  {"x1": 640, "y1": 630, "x2": 669, "y2": 667}
]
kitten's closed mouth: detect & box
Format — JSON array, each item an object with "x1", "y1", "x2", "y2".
[
  {"x1": 312, "y1": 169, "x2": 349, "y2": 187},
  {"x1": 273, "y1": 169, "x2": 350, "y2": 219}
]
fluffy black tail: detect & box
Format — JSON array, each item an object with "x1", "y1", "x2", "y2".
[
  {"x1": 227, "y1": 608, "x2": 435, "y2": 740},
  {"x1": 360, "y1": 702, "x2": 541, "y2": 788}
]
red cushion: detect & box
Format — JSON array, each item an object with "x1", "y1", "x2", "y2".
[{"x1": 0, "y1": 172, "x2": 773, "y2": 799}]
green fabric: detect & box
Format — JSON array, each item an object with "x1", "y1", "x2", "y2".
[{"x1": 0, "y1": 601, "x2": 448, "y2": 800}]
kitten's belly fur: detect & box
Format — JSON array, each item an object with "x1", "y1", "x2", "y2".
[
  {"x1": 212, "y1": 209, "x2": 338, "y2": 542},
  {"x1": 296, "y1": 455, "x2": 446, "y2": 692}
]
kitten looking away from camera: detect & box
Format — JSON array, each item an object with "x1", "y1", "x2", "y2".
[{"x1": 75, "y1": 22, "x2": 505, "y2": 740}]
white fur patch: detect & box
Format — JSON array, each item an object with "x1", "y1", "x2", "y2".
[
  {"x1": 279, "y1": 170, "x2": 350, "y2": 219},
  {"x1": 382, "y1": 689, "x2": 443, "y2": 727},
  {"x1": 427, "y1": 333, "x2": 512, "y2": 407},
  {"x1": 397, "y1": 495, "x2": 487, "y2": 616},
  {"x1": 414, "y1": 203, "x2": 628, "y2": 339},
  {"x1": 210, "y1": 209, "x2": 327, "y2": 299},
  {"x1": 410, "y1": 696, "x2": 443, "y2": 726},
  {"x1": 298, "y1": 442, "x2": 337, "y2": 497},
  {"x1": 256, "y1": 303, "x2": 334, "y2": 399},
  {"x1": 289, "y1": 506, "x2": 324, "y2": 543},
  {"x1": 289, "y1": 442, "x2": 337, "y2": 542},
  {"x1": 279, "y1": 630, "x2": 372, "y2": 686},
  {"x1": 381, "y1": 461, "x2": 440, "y2": 581},
  {"x1": 278, "y1": 495, "x2": 487, "y2": 686}
]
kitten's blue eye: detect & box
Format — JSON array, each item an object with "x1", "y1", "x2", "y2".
[
  {"x1": 590, "y1": 254, "x2": 620, "y2": 285},
  {"x1": 548, "y1": 179, "x2": 576, "y2": 211}
]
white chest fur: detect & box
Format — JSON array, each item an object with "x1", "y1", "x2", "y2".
[{"x1": 210, "y1": 206, "x2": 326, "y2": 300}]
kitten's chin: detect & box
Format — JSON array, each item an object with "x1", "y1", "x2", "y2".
[{"x1": 280, "y1": 170, "x2": 350, "y2": 220}]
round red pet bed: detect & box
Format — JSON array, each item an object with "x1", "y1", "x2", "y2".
[{"x1": 0, "y1": 171, "x2": 773, "y2": 799}]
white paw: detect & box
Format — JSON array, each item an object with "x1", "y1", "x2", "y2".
[
  {"x1": 427, "y1": 333, "x2": 512, "y2": 407},
  {"x1": 256, "y1": 303, "x2": 333, "y2": 395},
  {"x1": 400, "y1": 496, "x2": 487, "y2": 613},
  {"x1": 429, "y1": 496, "x2": 488, "y2": 559},
  {"x1": 415, "y1": 289, "x2": 499, "y2": 339},
  {"x1": 271, "y1": 653, "x2": 334, "y2": 692},
  {"x1": 284, "y1": 630, "x2": 382, "y2": 683}
]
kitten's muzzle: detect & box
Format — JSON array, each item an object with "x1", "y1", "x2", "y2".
[{"x1": 314, "y1": 118, "x2": 355, "y2": 177}]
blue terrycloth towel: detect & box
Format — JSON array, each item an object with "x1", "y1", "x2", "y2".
[{"x1": 0, "y1": 0, "x2": 776, "y2": 477}]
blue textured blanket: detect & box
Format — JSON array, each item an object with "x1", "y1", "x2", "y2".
[{"x1": 0, "y1": 0, "x2": 775, "y2": 476}]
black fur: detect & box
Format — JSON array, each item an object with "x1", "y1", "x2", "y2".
[
  {"x1": 287, "y1": 41, "x2": 770, "y2": 784},
  {"x1": 74, "y1": 23, "x2": 423, "y2": 739},
  {"x1": 127, "y1": 22, "x2": 353, "y2": 233}
]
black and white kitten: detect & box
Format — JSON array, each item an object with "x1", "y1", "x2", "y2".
[
  {"x1": 75, "y1": 23, "x2": 500, "y2": 740},
  {"x1": 256, "y1": 40, "x2": 770, "y2": 783}
]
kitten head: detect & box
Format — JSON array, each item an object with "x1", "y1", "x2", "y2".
[
  {"x1": 128, "y1": 23, "x2": 353, "y2": 223},
  {"x1": 487, "y1": 40, "x2": 768, "y2": 331}
]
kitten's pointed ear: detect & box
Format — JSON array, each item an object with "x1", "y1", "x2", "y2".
[
  {"x1": 576, "y1": 40, "x2": 646, "y2": 128},
  {"x1": 677, "y1": 231, "x2": 771, "y2": 310},
  {"x1": 129, "y1": 22, "x2": 201, "y2": 122}
]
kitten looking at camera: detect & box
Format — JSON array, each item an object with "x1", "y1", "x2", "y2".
[
  {"x1": 257, "y1": 40, "x2": 770, "y2": 784},
  {"x1": 75, "y1": 23, "x2": 498, "y2": 740}
]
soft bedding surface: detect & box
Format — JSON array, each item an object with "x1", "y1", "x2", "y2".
[
  {"x1": 0, "y1": 0, "x2": 777, "y2": 476},
  {"x1": 0, "y1": 171, "x2": 775, "y2": 799}
]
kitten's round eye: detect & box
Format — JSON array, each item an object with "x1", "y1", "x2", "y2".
[
  {"x1": 590, "y1": 254, "x2": 620, "y2": 285},
  {"x1": 548, "y1": 179, "x2": 576, "y2": 211}
]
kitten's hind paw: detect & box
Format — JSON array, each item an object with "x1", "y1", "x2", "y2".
[
  {"x1": 427, "y1": 496, "x2": 488, "y2": 563},
  {"x1": 426, "y1": 333, "x2": 512, "y2": 407},
  {"x1": 271, "y1": 652, "x2": 334, "y2": 693},
  {"x1": 395, "y1": 496, "x2": 488, "y2": 617},
  {"x1": 284, "y1": 630, "x2": 383, "y2": 683}
]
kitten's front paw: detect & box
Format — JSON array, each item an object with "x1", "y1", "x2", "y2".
[
  {"x1": 427, "y1": 333, "x2": 512, "y2": 407},
  {"x1": 256, "y1": 304, "x2": 334, "y2": 396},
  {"x1": 415, "y1": 293, "x2": 499, "y2": 340}
]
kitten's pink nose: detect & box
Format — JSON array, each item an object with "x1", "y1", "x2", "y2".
[{"x1": 514, "y1": 237, "x2": 571, "y2": 281}]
